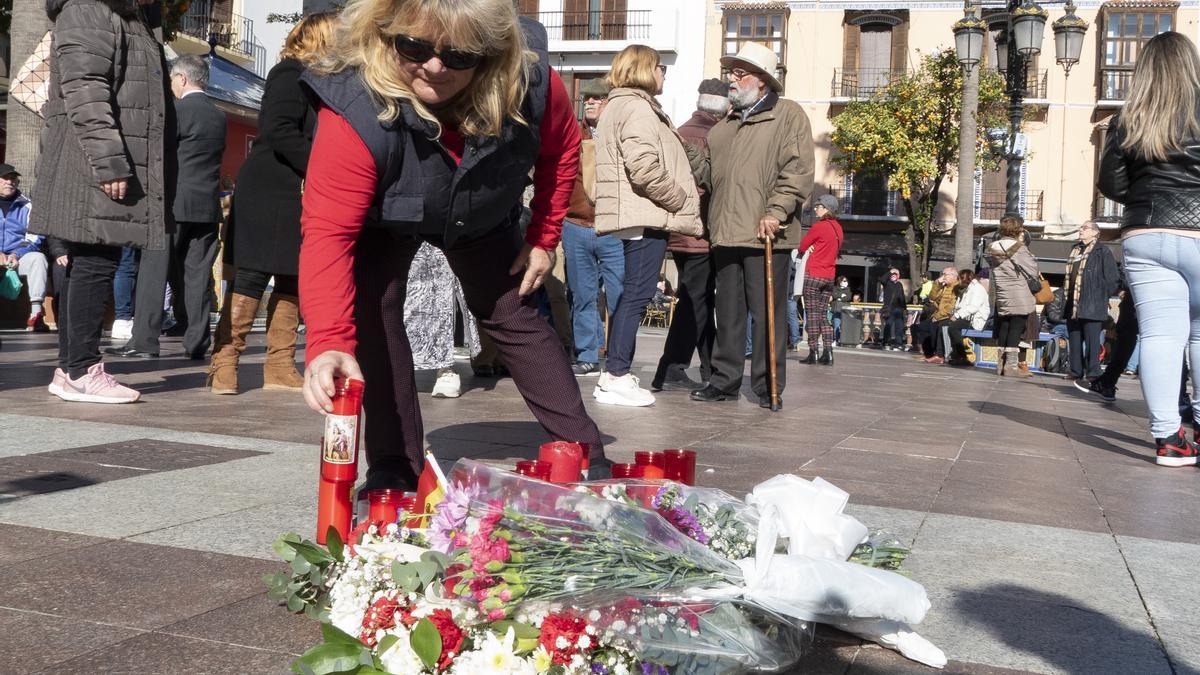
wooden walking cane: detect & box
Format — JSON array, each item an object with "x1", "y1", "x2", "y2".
[{"x1": 764, "y1": 234, "x2": 780, "y2": 411}]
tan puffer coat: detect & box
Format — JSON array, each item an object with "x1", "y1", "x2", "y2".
[{"x1": 594, "y1": 87, "x2": 702, "y2": 238}]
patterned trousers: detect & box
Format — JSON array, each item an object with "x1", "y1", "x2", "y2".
[{"x1": 803, "y1": 275, "x2": 835, "y2": 349}]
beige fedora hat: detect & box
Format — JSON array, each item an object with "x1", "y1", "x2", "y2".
[{"x1": 719, "y1": 42, "x2": 783, "y2": 92}]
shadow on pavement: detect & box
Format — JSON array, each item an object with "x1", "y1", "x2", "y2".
[{"x1": 970, "y1": 401, "x2": 1155, "y2": 465}]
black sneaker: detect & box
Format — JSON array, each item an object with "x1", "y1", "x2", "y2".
[
  {"x1": 1081, "y1": 378, "x2": 1116, "y2": 402},
  {"x1": 572, "y1": 362, "x2": 600, "y2": 377},
  {"x1": 1155, "y1": 427, "x2": 1199, "y2": 467}
]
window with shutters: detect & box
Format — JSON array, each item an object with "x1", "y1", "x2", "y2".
[
  {"x1": 562, "y1": 0, "x2": 629, "y2": 41},
  {"x1": 721, "y1": 7, "x2": 788, "y2": 89},
  {"x1": 836, "y1": 12, "x2": 907, "y2": 99},
  {"x1": 1099, "y1": 8, "x2": 1175, "y2": 100}
]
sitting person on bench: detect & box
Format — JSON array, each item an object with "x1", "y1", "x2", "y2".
[
  {"x1": 948, "y1": 268, "x2": 990, "y2": 365},
  {"x1": 0, "y1": 163, "x2": 48, "y2": 332}
]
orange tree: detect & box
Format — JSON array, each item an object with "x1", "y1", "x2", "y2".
[{"x1": 831, "y1": 49, "x2": 1006, "y2": 282}]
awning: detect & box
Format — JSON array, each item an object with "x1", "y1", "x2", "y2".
[{"x1": 834, "y1": 231, "x2": 1121, "y2": 276}]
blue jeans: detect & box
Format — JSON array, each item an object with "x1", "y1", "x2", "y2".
[
  {"x1": 606, "y1": 230, "x2": 667, "y2": 376},
  {"x1": 1126, "y1": 338, "x2": 1141, "y2": 373},
  {"x1": 113, "y1": 246, "x2": 139, "y2": 321},
  {"x1": 1122, "y1": 233, "x2": 1200, "y2": 438},
  {"x1": 833, "y1": 314, "x2": 842, "y2": 341},
  {"x1": 562, "y1": 221, "x2": 624, "y2": 364},
  {"x1": 787, "y1": 297, "x2": 801, "y2": 347}
]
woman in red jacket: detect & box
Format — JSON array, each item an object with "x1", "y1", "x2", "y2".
[
  {"x1": 297, "y1": 0, "x2": 605, "y2": 489},
  {"x1": 797, "y1": 194, "x2": 844, "y2": 365}
]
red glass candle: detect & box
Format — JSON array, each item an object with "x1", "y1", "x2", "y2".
[
  {"x1": 634, "y1": 451, "x2": 666, "y2": 479},
  {"x1": 317, "y1": 477, "x2": 352, "y2": 544},
  {"x1": 663, "y1": 449, "x2": 697, "y2": 485},
  {"x1": 400, "y1": 493, "x2": 422, "y2": 528},
  {"x1": 611, "y1": 463, "x2": 638, "y2": 479},
  {"x1": 515, "y1": 460, "x2": 552, "y2": 480},
  {"x1": 538, "y1": 441, "x2": 584, "y2": 483},
  {"x1": 367, "y1": 488, "x2": 404, "y2": 526},
  {"x1": 320, "y1": 378, "x2": 365, "y2": 483}
]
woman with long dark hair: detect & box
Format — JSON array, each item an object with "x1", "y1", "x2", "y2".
[{"x1": 1099, "y1": 31, "x2": 1200, "y2": 466}]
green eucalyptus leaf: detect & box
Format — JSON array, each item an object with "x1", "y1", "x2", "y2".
[
  {"x1": 391, "y1": 561, "x2": 419, "y2": 592},
  {"x1": 286, "y1": 595, "x2": 305, "y2": 613},
  {"x1": 287, "y1": 540, "x2": 336, "y2": 566},
  {"x1": 291, "y1": 556, "x2": 313, "y2": 575},
  {"x1": 411, "y1": 561, "x2": 438, "y2": 589},
  {"x1": 273, "y1": 533, "x2": 302, "y2": 561},
  {"x1": 291, "y1": 641, "x2": 366, "y2": 675},
  {"x1": 308, "y1": 566, "x2": 325, "y2": 587},
  {"x1": 420, "y1": 550, "x2": 451, "y2": 569},
  {"x1": 325, "y1": 526, "x2": 345, "y2": 562},
  {"x1": 489, "y1": 620, "x2": 540, "y2": 640},
  {"x1": 377, "y1": 634, "x2": 400, "y2": 656},
  {"x1": 409, "y1": 618, "x2": 443, "y2": 670}
]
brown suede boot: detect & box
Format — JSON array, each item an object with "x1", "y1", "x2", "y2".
[
  {"x1": 208, "y1": 292, "x2": 260, "y2": 395},
  {"x1": 263, "y1": 293, "x2": 306, "y2": 391},
  {"x1": 1012, "y1": 359, "x2": 1034, "y2": 378}
]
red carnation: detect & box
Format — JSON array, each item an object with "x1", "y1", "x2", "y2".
[
  {"x1": 538, "y1": 611, "x2": 591, "y2": 665},
  {"x1": 428, "y1": 609, "x2": 465, "y2": 669},
  {"x1": 360, "y1": 595, "x2": 403, "y2": 647}
]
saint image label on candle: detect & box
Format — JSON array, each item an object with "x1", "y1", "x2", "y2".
[{"x1": 322, "y1": 415, "x2": 358, "y2": 464}]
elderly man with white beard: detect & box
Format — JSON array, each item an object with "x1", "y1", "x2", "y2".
[{"x1": 687, "y1": 42, "x2": 815, "y2": 409}]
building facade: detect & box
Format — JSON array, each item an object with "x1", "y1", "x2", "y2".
[
  {"x1": 519, "y1": 0, "x2": 707, "y2": 124},
  {"x1": 704, "y1": 0, "x2": 1194, "y2": 283}
]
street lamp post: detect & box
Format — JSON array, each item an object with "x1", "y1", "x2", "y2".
[{"x1": 954, "y1": 0, "x2": 1086, "y2": 218}]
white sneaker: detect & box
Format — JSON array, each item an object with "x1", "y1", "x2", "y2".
[
  {"x1": 54, "y1": 363, "x2": 140, "y2": 403},
  {"x1": 593, "y1": 373, "x2": 655, "y2": 407},
  {"x1": 110, "y1": 319, "x2": 133, "y2": 341},
  {"x1": 431, "y1": 367, "x2": 461, "y2": 398}
]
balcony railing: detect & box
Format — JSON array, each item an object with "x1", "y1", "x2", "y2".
[
  {"x1": 828, "y1": 186, "x2": 904, "y2": 218},
  {"x1": 525, "y1": 10, "x2": 652, "y2": 42},
  {"x1": 976, "y1": 189, "x2": 1044, "y2": 222},
  {"x1": 181, "y1": 0, "x2": 255, "y2": 57},
  {"x1": 991, "y1": 67, "x2": 1048, "y2": 100},
  {"x1": 1093, "y1": 194, "x2": 1125, "y2": 222},
  {"x1": 831, "y1": 68, "x2": 907, "y2": 100},
  {"x1": 1099, "y1": 68, "x2": 1133, "y2": 101}
]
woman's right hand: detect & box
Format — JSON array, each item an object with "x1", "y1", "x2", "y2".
[
  {"x1": 100, "y1": 179, "x2": 128, "y2": 201},
  {"x1": 303, "y1": 350, "x2": 364, "y2": 414}
]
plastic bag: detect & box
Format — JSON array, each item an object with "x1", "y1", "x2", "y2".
[{"x1": 0, "y1": 269, "x2": 21, "y2": 300}]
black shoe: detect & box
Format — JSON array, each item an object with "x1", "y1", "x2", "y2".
[
  {"x1": 360, "y1": 466, "x2": 413, "y2": 492},
  {"x1": 758, "y1": 394, "x2": 783, "y2": 409},
  {"x1": 587, "y1": 457, "x2": 614, "y2": 480},
  {"x1": 472, "y1": 364, "x2": 495, "y2": 378},
  {"x1": 1083, "y1": 378, "x2": 1117, "y2": 402},
  {"x1": 690, "y1": 384, "x2": 736, "y2": 402},
  {"x1": 104, "y1": 345, "x2": 159, "y2": 358},
  {"x1": 801, "y1": 350, "x2": 817, "y2": 365},
  {"x1": 572, "y1": 361, "x2": 600, "y2": 377},
  {"x1": 652, "y1": 364, "x2": 702, "y2": 392},
  {"x1": 818, "y1": 346, "x2": 833, "y2": 366}
]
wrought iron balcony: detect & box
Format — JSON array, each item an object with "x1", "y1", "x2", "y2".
[
  {"x1": 991, "y1": 67, "x2": 1048, "y2": 100},
  {"x1": 523, "y1": 10, "x2": 652, "y2": 42},
  {"x1": 1099, "y1": 68, "x2": 1133, "y2": 102},
  {"x1": 827, "y1": 186, "x2": 904, "y2": 218},
  {"x1": 831, "y1": 68, "x2": 908, "y2": 100},
  {"x1": 976, "y1": 189, "x2": 1044, "y2": 222},
  {"x1": 180, "y1": 0, "x2": 256, "y2": 57}
]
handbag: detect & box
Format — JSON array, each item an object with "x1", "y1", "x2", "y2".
[
  {"x1": 1014, "y1": 261, "x2": 1054, "y2": 305},
  {"x1": 11, "y1": 31, "x2": 53, "y2": 118},
  {"x1": 1, "y1": 269, "x2": 23, "y2": 301}
]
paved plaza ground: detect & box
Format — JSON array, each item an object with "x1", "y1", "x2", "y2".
[{"x1": 1, "y1": 326, "x2": 1198, "y2": 674}]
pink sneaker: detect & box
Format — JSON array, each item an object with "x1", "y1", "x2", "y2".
[
  {"x1": 48, "y1": 368, "x2": 68, "y2": 397},
  {"x1": 54, "y1": 363, "x2": 140, "y2": 404}
]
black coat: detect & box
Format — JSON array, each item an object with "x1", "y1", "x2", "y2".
[
  {"x1": 1098, "y1": 110, "x2": 1200, "y2": 233},
  {"x1": 1065, "y1": 242, "x2": 1121, "y2": 322},
  {"x1": 173, "y1": 93, "x2": 227, "y2": 223},
  {"x1": 226, "y1": 58, "x2": 314, "y2": 275},
  {"x1": 881, "y1": 278, "x2": 907, "y2": 312}
]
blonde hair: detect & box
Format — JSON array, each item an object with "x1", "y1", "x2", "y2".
[
  {"x1": 315, "y1": 0, "x2": 533, "y2": 138},
  {"x1": 607, "y1": 44, "x2": 660, "y2": 94},
  {"x1": 280, "y1": 12, "x2": 337, "y2": 65},
  {"x1": 1119, "y1": 31, "x2": 1200, "y2": 162}
]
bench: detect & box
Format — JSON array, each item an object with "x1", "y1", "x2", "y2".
[{"x1": 961, "y1": 329, "x2": 1059, "y2": 373}]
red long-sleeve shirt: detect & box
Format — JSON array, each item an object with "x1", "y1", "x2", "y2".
[
  {"x1": 299, "y1": 69, "x2": 580, "y2": 363},
  {"x1": 796, "y1": 217, "x2": 844, "y2": 280}
]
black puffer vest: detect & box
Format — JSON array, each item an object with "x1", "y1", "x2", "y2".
[{"x1": 301, "y1": 18, "x2": 549, "y2": 247}]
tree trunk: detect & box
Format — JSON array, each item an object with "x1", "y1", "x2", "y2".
[
  {"x1": 6, "y1": 0, "x2": 49, "y2": 190},
  {"x1": 901, "y1": 198, "x2": 921, "y2": 285},
  {"x1": 955, "y1": 59, "x2": 980, "y2": 270},
  {"x1": 923, "y1": 176, "x2": 942, "y2": 277}
]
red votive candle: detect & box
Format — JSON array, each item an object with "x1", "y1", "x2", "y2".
[
  {"x1": 317, "y1": 477, "x2": 352, "y2": 544},
  {"x1": 611, "y1": 463, "x2": 639, "y2": 479},
  {"x1": 367, "y1": 488, "x2": 404, "y2": 526},
  {"x1": 400, "y1": 493, "x2": 421, "y2": 528},
  {"x1": 515, "y1": 460, "x2": 552, "y2": 480},
  {"x1": 634, "y1": 451, "x2": 666, "y2": 479},
  {"x1": 539, "y1": 441, "x2": 584, "y2": 483},
  {"x1": 320, "y1": 378, "x2": 365, "y2": 483},
  {"x1": 663, "y1": 449, "x2": 697, "y2": 485}
]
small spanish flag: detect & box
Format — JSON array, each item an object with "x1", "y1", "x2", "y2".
[{"x1": 414, "y1": 450, "x2": 447, "y2": 527}]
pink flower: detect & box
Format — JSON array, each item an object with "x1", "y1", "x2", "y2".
[
  {"x1": 500, "y1": 589, "x2": 512, "y2": 601},
  {"x1": 488, "y1": 609, "x2": 506, "y2": 620}
]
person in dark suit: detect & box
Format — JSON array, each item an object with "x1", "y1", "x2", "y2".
[
  {"x1": 111, "y1": 54, "x2": 226, "y2": 359},
  {"x1": 207, "y1": 13, "x2": 336, "y2": 394}
]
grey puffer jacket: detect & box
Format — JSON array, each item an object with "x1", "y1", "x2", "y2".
[
  {"x1": 30, "y1": 0, "x2": 175, "y2": 250},
  {"x1": 985, "y1": 238, "x2": 1039, "y2": 316}
]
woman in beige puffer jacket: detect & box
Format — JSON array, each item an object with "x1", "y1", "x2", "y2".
[{"x1": 591, "y1": 44, "x2": 702, "y2": 408}]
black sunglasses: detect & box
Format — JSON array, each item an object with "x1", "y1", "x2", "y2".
[{"x1": 393, "y1": 34, "x2": 482, "y2": 70}]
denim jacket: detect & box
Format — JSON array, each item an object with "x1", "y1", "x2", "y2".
[{"x1": 0, "y1": 193, "x2": 40, "y2": 258}]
